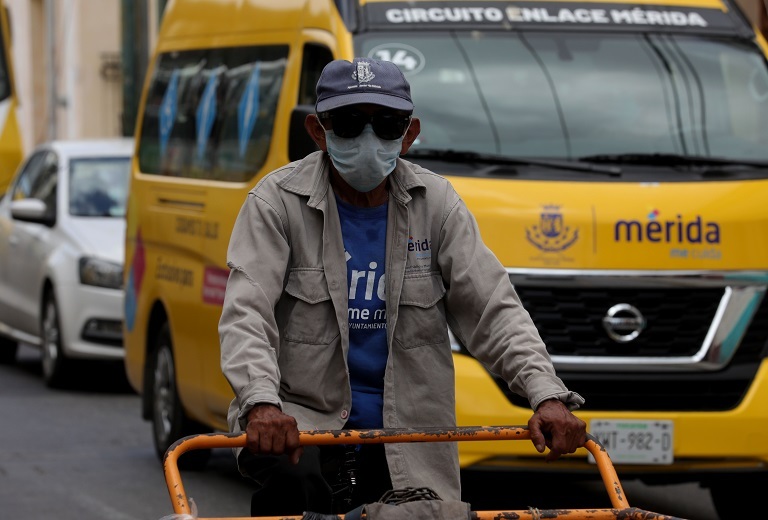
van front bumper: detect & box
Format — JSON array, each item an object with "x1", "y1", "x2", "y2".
[{"x1": 454, "y1": 355, "x2": 768, "y2": 475}]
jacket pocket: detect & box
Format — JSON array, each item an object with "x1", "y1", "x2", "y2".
[
  {"x1": 395, "y1": 273, "x2": 448, "y2": 349},
  {"x1": 281, "y1": 268, "x2": 339, "y2": 345}
]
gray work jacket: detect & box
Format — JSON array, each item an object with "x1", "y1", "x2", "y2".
[{"x1": 219, "y1": 151, "x2": 583, "y2": 500}]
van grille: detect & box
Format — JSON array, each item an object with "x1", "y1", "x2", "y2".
[
  {"x1": 515, "y1": 287, "x2": 723, "y2": 357},
  {"x1": 494, "y1": 286, "x2": 768, "y2": 412}
]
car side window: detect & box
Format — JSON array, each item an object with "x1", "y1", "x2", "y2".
[
  {"x1": 10, "y1": 151, "x2": 58, "y2": 221},
  {"x1": 33, "y1": 153, "x2": 58, "y2": 218},
  {"x1": 11, "y1": 151, "x2": 55, "y2": 200},
  {"x1": 11, "y1": 151, "x2": 46, "y2": 201}
]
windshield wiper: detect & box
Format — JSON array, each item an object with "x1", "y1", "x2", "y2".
[
  {"x1": 578, "y1": 153, "x2": 768, "y2": 169},
  {"x1": 406, "y1": 149, "x2": 622, "y2": 176}
]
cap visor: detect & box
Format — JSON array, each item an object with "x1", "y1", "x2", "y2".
[{"x1": 316, "y1": 92, "x2": 413, "y2": 113}]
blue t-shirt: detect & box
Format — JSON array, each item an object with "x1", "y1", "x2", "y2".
[{"x1": 336, "y1": 196, "x2": 388, "y2": 429}]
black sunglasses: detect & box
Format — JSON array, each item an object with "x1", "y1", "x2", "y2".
[{"x1": 320, "y1": 108, "x2": 411, "y2": 140}]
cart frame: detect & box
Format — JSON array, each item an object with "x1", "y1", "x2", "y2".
[{"x1": 163, "y1": 426, "x2": 686, "y2": 519}]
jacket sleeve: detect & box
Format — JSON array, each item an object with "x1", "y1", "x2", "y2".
[
  {"x1": 436, "y1": 188, "x2": 583, "y2": 411},
  {"x1": 219, "y1": 189, "x2": 290, "y2": 430}
]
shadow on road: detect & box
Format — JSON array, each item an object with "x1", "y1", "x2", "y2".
[
  {"x1": 462, "y1": 471, "x2": 614, "y2": 511},
  {"x1": 461, "y1": 469, "x2": 715, "y2": 519},
  {"x1": 13, "y1": 343, "x2": 135, "y2": 394}
]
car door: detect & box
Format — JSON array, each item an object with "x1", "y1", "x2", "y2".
[
  {"x1": 2, "y1": 150, "x2": 58, "y2": 338},
  {"x1": 0, "y1": 151, "x2": 45, "y2": 333}
]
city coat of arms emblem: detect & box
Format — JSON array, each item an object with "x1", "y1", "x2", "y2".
[{"x1": 526, "y1": 205, "x2": 579, "y2": 252}]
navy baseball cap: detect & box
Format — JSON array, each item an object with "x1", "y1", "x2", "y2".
[{"x1": 315, "y1": 58, "x2": 414, "y2": 113}]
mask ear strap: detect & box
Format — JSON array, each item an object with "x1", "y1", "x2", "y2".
[
  {"x1": 399, "y1": 118, "x2": 412, "y2": 140},
  {"x1": 320, "y1": 117, "x2": 327, "y2": 137}
]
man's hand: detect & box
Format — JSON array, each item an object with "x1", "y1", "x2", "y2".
[
  {"x1": 528, "y1": 399, "x2": 586, "y2": 462},
  {"x1": 245, "y1": 404, "x2": 303, "y2": 464}
]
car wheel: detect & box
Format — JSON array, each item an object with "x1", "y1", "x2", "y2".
[
  {"x1": 41, "y1": 291, "x2": 71, "y2": 387},
  {"x1": 150, "y1": 322, "x2": 211, "y2": 470},
  {"x1": 0, "y1": 335, "x2": 18, "y2": 364},
  {"x1": 709, "y1": 472, "x2": 768, "y2": 520}
]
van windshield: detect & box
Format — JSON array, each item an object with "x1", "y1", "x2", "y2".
[{"x1": 356, "y1": 32, "x2": 768, "y2": 164}]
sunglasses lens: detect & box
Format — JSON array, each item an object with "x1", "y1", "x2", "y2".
[
  {"x1": 372, "y1": 113, "x2": 409, "y2": 140},
  {"x1": 329, "y1": 111, "x2": 367, "y2": 138},
  {"x1": 328, "y1": 110, "x2": 410, "y2": 140}
]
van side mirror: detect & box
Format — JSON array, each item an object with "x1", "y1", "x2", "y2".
[
  {"x1": 289, "y1": 105, "x2": 320, "y2": 162},
  {"x1": 10, "y1": 198, "x2": 54, "y2": 226}
]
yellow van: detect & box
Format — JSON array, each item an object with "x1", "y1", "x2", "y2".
[{"x1": 124, "y1": 0, "x2": 768, "y2": 516}]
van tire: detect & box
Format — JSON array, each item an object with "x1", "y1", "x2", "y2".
[
  {"x1": 0, "y1": 336, "x2": 18, "y2": 364},
  {"x1": 709, "y1": 472, "x2": 768, "y2": 520},
  {"x1": 149, "y1": 322, "x2": 211, "y2": 470}
]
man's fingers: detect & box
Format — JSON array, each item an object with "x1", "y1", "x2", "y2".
[
  {"x1": 271, "y1": 430, "x2": 286, "y2": 455},
  {"x1": 547, "y1": 427, "x2": 586, "y2": 458},
  {"x1": 289, "y1": 446, "x2": 304, "y2": 465},
  {"x1": 246, "y1": 429, "x2": 260, "y2": 454},
  {"x1": 285, "y1": 428, "x2": 301, "y2": 452},
  {"x1": 258, "y1": 429, "x2": 274, "y2": 454},
  {"x1": 545, "y1": 448, "x2": 563, "y2": 462},
  {"x1": 566, "y1": 431, "x2": 585, "y2": 453},
  {"x1": 547, "y1": 430, "x2": 576, "y2": 460},
  {"x1": 561, "y1": 424, "x2": 586, "y2": 454},
  {"x1": 528, "y1": 401, "x2": 587, "y2": 460},
  {"x1": 550, "y1": 433, "x2": 572, "y2": 457},
  {"x1": 528, "y1": 420, "x2": 546, "y2": 453},
  {"x1": 245, "y1": 406, "x2": 302, "y2": 456},
  {"x1": 285, "y1": 426, "x2": 302, "y2": 463}
]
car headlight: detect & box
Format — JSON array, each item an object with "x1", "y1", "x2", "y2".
[{"x1": 79, "y1": 257, "x2": 123, "y2": 289}]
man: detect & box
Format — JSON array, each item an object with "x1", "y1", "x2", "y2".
[{"x1": 219, "y1": 58, "x2": 586, "y2": 516}]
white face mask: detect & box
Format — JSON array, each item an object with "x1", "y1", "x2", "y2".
[{"x1": 325, "y1": 124, "x2": 405, "y2": 193}]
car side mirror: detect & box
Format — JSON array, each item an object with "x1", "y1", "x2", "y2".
[
  {"x1": 289, "y1": 104, "x2": 319, "y2": 162},
  {"x1": 10, "y1": 198, "x2": 54, "y2": 226}
]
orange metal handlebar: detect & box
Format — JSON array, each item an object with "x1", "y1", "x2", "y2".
[{"x1": 163, "y1": 426, "x2": 637, "y2": 518}]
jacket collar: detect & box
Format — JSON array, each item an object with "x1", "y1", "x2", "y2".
[{"x1": 277, "y1": 151, "x2": 426, "y2": 207}]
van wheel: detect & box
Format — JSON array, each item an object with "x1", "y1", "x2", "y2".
[
  {"x1": 0, "y1": 336, "x2": 18, "y2": 364},
  {"x1": 150, "y1": 322, "x2": 211, "y2": 470},
  {"x1": 709, "y1": 473, "x2": 767, "y2": 520},
  {"x1": 41, "y1": 291, "x2": 72, "y2": 387}
]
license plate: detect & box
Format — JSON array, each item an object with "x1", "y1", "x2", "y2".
[{"x1": 588, "y1": 419, "x2": 673, "y2": 465}]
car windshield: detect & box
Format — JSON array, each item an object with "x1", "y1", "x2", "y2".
[
  {"x1": 356, "y1": 31, "x2": 768, "y2": 165},
  {"x1": 69, "y1": 157, "x2": 131, "y2": 217}
]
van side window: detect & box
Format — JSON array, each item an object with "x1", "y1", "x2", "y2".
[
  {"x1": 298, "y1": 44, "x2": 333, "y2": 106},
  {"x1": 137, "y1": 45, "x2": 289, "y2": 182}
]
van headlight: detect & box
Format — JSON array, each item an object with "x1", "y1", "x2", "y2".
[{"x1": 79, "y1": 257, "x2": 123, "y2": 289}]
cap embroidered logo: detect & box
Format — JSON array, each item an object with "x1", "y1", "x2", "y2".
[{"x1": 354, "y1": 61, "x2": 376, "y2": 84}]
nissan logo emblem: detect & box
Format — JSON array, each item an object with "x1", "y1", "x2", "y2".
[{"x1": 602, "y1": 303, "x2": 646, "y2": 343}]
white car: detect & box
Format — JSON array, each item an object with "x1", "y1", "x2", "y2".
[{"x1": 0, "y1": 138, "x2": 133, "y2": 387}]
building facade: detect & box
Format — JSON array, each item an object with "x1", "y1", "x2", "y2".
[
  {"x1": 737, "y1": 0, "x2": 768, "y2": 34},
  {"x1": 5, "y1": 0, "x2": 166, "y2": 152}
]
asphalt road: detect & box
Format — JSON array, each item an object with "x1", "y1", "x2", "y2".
[
  {"x1": 0, "y1": 344, "x2": 254, "y2": 520},
  {"x1": 0, "y1": 344, "x2": 720, "y2": 520}
]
